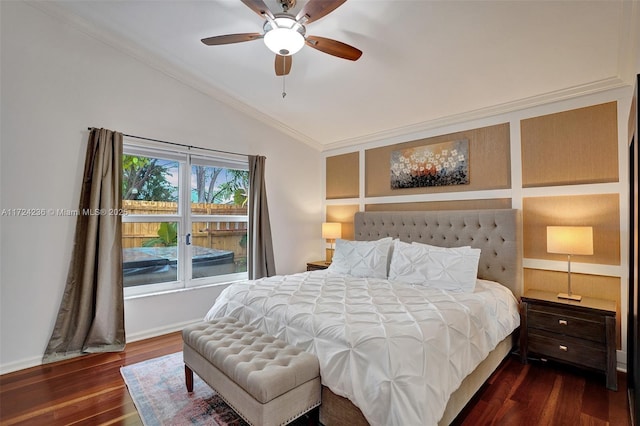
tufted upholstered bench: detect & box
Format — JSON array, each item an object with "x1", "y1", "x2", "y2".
[{"x1": 182, "y1": 317, "x2": 321, "y2": 426}]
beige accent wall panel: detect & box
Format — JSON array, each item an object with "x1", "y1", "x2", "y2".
[
  {"x1": 326, "y1": 204, "x2": 360, "y2": 241},
  {"x1": 365, "y1": 123, "x2": 511, "y2": 197},
  {"x1": 523, "y1": 194, "x2": 620, "y2": 265},
  {"x1": 524, "y1": 268, "x2": 621, "y2": 348},
  {"x1": 365, "y1": 199, "x2": 512, "y2": 212},
  {"x1": 521, "y1": 102, "x2": 618, "y2": 187},
  {"x1": 326, "y1": 152, "x2": 359, "y2": 199}
]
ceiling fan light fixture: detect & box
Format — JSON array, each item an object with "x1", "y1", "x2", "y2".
[{"x1": 263, "y1": 16, "x2": 305, "y2": 56}]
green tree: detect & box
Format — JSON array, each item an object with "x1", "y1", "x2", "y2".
[
  {"x1": 123, "y1": 155, "x2": 177, "y2": 201},
  {"x1": 192, "y1": 166, "x2": 248, "y2": 206},
  {"x1": 193, "y1": 166, "x2": 223, "y2": 203},
  {"x1": 213, "y1": 169, "x2": 249, "y2": 206}
]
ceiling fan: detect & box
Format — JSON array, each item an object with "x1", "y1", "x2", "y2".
[{"x1": 201, "y1": 0, "x2": 362, "y2": 76}]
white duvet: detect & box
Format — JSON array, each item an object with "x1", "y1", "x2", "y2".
[{"x1": 205, "y1": 270, "x2": 520, "y2": 426}]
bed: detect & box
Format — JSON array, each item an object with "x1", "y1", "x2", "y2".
[{"x1": 205, "y1": 209, "x2": 522, "y2": 425}]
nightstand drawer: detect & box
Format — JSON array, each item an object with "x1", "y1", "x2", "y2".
[
  {"x1": 528, "y1": 330, "x2": 606, "y2": 371},
  {"x1": 528, "y1": 307, "x2": 605, "y2": 343},
  {"x1": 520, "y1": 290, "x2": 617, "y2": 390}
]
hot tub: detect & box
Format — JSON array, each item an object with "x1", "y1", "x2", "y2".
[{"x1": 123, "y1": 245, "x2": 235, "y2": 287}]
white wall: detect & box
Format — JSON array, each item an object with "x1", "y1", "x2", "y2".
[{"x1": 0, "y1": 2, "x2": 322, "y2": 373}]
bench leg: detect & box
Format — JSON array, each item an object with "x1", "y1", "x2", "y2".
[
  {"x1": 185, "y1": 364, "x2": 194, "y2": 392},
  {"x1": 306, "y1": 407, "x2": 319, "y2": 426}
]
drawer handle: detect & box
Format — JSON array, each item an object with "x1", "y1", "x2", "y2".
[
  {"x1": 558, "y1": 319, "x2": 568, "y2": 325},
  {"x1": 559, "y1": 345, "x2": 568, "y2": 351}
]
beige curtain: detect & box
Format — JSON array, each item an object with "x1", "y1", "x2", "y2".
[
  {"x1": 43, "y1": 128, "x2": 125, "y2": 363},
  {"x1": 248, "y1": 155, "x2": 275, "y2": 279}
]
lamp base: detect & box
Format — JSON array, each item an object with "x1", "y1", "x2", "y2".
[
  {"x1": 325, "y1": 248, "x2": 334, "y2": 264},
  {"x1": 557, "y1": 292, "x2": 582, "y2": 301}
]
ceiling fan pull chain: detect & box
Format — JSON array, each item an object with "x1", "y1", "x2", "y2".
[
  {"x1": 282, "y1": 74, "x2": 287, "y2": 98},
  {"x1": 281, "y1": 55, "x2": 287, "y2": 98}
]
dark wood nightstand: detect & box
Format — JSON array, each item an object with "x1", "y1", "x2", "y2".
[
  {"x1": 306, "y1": 260, "x2": 330, "y2": 271},
  {"x1": 520, "y1": 290, "x2": 617, "y2": 390}
]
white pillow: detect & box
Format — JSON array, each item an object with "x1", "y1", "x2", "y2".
[
  {"x1": 327, "y1": 237, "x2": 392, "y2": 278},
  {"x1": 388, "y1": 240, "x2": 481, "y2": 292}
]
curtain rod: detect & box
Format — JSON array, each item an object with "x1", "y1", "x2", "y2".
[{"x1": 87, "y1": 127, "x2": 248, "y2": 158}]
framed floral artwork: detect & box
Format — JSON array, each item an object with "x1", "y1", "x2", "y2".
[{"x1": 390, "y1": 139, "x2": 469, "y2": 189}]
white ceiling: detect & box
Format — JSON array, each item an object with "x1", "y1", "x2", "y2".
[{"x1": 45, "y1": 1, "x2": 638, "y2": 150}]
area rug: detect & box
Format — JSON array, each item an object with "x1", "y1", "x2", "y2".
[{"x1": 120, "y1": 352, "x2": 248, "y2": 426}]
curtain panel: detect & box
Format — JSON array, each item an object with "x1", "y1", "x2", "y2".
[
  {"x1": 248, "y1": 155, "x2": 276, "y2": 279},
  {"x1": 43, "y1": 128, "x2": 125, "y2": 363}
]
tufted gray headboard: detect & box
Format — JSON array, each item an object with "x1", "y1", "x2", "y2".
[{"x1": 354, "y1": 209, "x2": 522, "y2": 297}]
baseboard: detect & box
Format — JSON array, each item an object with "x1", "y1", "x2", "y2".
[
  {"x1": 0, "y1": 319, "x2": 202, "y2": 376},
  {"x1": 125, "y1": 319, "x2": 202, "y2": 343},
  {"x1": 0, "y1": 355, "x2": 44, "y2": 375},
  {"x1": 617, "y1": 349, "x2": 628, "y2": 373}
]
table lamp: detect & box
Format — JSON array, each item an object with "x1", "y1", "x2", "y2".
[
  {"x1": 546, "y1": 226, "x2": 593, "y2": 301},
  {"x1": 322, "y1": 222, "x2": 342, "y2": 264}
]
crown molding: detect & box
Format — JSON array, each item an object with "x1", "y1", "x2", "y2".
[
  {"x1": 27, "y1": 1, "x2": 324, "y2": 151},
  {"x1": 322, "y1": 76, "x2": 630, "y2": 152}
]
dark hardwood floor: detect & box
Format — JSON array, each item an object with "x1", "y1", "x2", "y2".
[
  {"x1": 454, "y1": 355, "x2": 630, "y2": 426},
  {"x1": 0, "y1": 333, "x2": 630, "y2": 425},
  {"x1": 0, "y1": 332, "x2": 182, "y2": 426}
]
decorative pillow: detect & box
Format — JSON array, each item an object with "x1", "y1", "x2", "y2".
[
  {"x1": 327, "y1": 237, "x2": 393, "y2": 278},
  {"x1": 388, "y1": 240, "x2": 481, "y2": 292}
]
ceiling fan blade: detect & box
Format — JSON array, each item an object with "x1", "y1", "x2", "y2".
[
  {"x1": 296, "y1": 0, "x2": 347, "y2": 24},
  {"x1": 275, "y1": 55, "x2": 292, "y2": 76},
  {"x1": 306, "y1": 35, "x2": 362, "y2": 61},
  {"x1": 241, "y1": 0, "x2": 274, "y2": 19},
  {"x1": 201, "y1": 33, "x2": 262, "y2": 46}
]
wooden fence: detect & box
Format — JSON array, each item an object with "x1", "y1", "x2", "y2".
[{"x1": 122, "y1": 200, "x2": 247, "y2": 265}]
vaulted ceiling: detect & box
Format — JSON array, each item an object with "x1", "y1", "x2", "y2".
[{"x1": 45, "y1": 1, "x2": 639, "y2": 150}]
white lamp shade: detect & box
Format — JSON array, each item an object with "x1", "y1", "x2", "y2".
[
  {"x1": 547, "y1": 226, "x2": 594, "y2": 255},
  {"x1": 322, "y1": 222, "x2": 342, "y2": 240}
]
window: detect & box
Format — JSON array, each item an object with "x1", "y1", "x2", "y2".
[{"x1": 122, "y1": 144, "x2": 248, "y2": 297}]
